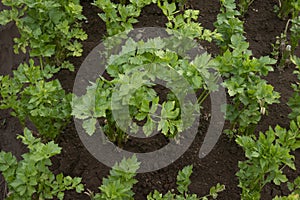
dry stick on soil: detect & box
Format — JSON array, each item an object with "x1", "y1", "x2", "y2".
[{"x1": 1, "y1": 180, "x2": 7, "y2": 200}]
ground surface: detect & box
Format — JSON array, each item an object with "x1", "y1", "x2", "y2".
[{"x1": 0, "y1": 0, "x2": 300, "y2": 199}]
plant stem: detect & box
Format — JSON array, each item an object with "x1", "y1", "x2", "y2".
[
  {"x1": 39, "y1": 56, "x2": 44, "y2": 70},
  {"x1": 198, "y1": 92, "x2": 210, "y2": 106},
  {"x1": 197, "y1": 90, "x2": 208, "y2": 104},
  {"x1": 284, "y1": 19, "x2": 291, "y2": 36}
]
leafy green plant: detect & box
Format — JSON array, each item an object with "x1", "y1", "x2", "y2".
[
  {"x1": 274, "y1": 0, "x2": 300, "y2": 19},
  {"x1": 213, "y1": 0, "x2": 279, "y2": 136},
  {"x1": 157, "y1": 0, "x2": 222, "y2": 42},
  {"x1": 238, "y1": 0, "x2": 255, "y2": 16},
  {"x1": 214, "y1": 34, "x2": 279, "y2": 136},
  {"x1": 0, "y1": 0, "x2": 83, "y2": 139},
  {"x1": 214, "y1": 0, "x2": 245, "y2": 52},
  {"x1": 86, "y1": 159, "x2": 223, "y2": 200},
  {"x1": 76, "y1": 0, "x2": 222, "y2": 144},
  {"x1": 272, "y1": 16, "x2": 300, "y2": 70},
  {"x1": 273, "y1": 194, "x2": 300, "y2": 200},
  {"x1": 73, "y1": 1, "x2": 225, "y2": 145},
  {"x1": 0, "y1": 60, "x2": 72, "y2": 139},
  {"x1": 0, "y1": 128, "x2": 84, "y2": 200},
  {"x1": 72, "y1": 35, "x2": 219, "y2": 144},
  {"x1": 287, "y1": 56, "x2": 300, "y2": 120},
  {"x1": 255, "y1": 56, "x2": 300, "y2": 200},
  {"x1": 272, "y1": 33, "x2": 291, "y2": 70},
  {"x1": 0, "y1": 0, "x2": 87, "y2": 66},
  {"x1": 273, "y1": 176, "x2": 300, "y2": 199},
  {"x1": 88, "y1": 155, "x2": 140, "y2": 200},
  {"x1": 147, "y1": 165, "x2": 225, "y2": 199},
  {"x1": 93, "y1": 0, "x2": 155, "y2": 36},
  {"x1": 236, "y1": 116, "x2": 300, "y2": 199},
  {"x1": 290, "y1": 16, "x2": 300, "y2": 55}
]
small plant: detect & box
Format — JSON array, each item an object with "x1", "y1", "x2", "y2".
[
  {"x1": 273, "y1": 194, "x2": 300, "y2": 200},
  {"x1": 214, "y1": 34, "x2": 279, "y2": 137},
  {"x1": 72, "y1": 35, "x2": 219, "y2": 144},
  {"x1": 157, "y1": 0, "x2": 222, "y2": 42},
  {"x1": 273, "y1": 176, "x2": 300, "y2": 199},
  {"x1": 0, "y1": 0, "x2": 86, "y2": 139},
  {"x1": 88, "y1": 155, "x2": 140, "y2": 200},
  {"x1": 147, "y1": 165, "x2": 225, "y2": 199},
  {"x1": 238, "y1": 0, "x2": 255, "y2": 16},
  {"x1": 272, "y1": 16, "x2": 300, "y2": 70},
  {"x1": 236, "y1": 116, "x2": 300, "y2": 199},
  {"x1": 274, "y1": 0, "x2": 300, "y2": 19},
  {"x1": 93, "y1": 0, "x2": 155, "y2": 36},
  {"x1": 290, "y1": 16, "x2": 300, "y2": 55},
  {"x1": 213, "y1": 0, "x2": 279, "y2": 136},
  {"x1": 73, "y1": 0, "x2": 224, "y2": 144},
  {"x1": 271, "y1": 33, "x2": 291, "y2": 70},
  {"x1": 0, "y1": 128, "x2": 84, "y2": 200},
  {"x1": 214, "y1": 0, "x2": 245, "y2": 52},
  {"x1": 0, "y1": 0, "x2": 87, "y2": 67},
  {"x1": 86, "y1": 158, "x2": 223, "y2": 200},
  {"x1": 0, "y1": 60, "x2": 72, "y2": 139},
  {"x1": 287, "y1": 56, "x2": 300, "y2": 120}
]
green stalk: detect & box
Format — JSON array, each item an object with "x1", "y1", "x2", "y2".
[
  {"x1": 197, "y1": 90, "x2": 208, "y2": 104},
  {"x1": 198, "y1": 92, "x2": 210, "y2": 106},
  {"x1": 39, "y1": 56, "x2": 44, "y2": 70}
]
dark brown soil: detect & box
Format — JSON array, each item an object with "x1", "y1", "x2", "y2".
[{"x1": 1, "y1": 0, "x2": 300, "y2": 199}]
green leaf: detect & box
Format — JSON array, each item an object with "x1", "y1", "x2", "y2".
[
  {"x1": 274, "y1": 173, "x2": 288, "y2": 185},
  {"x1": 135, "y1": 112, "x2": 147, "y2": 121},
  {"x1": 57, "y1": 192, "x2": 64, "y2": 200},
  {"x1": 141, "y1": 99, "x2": 150, "y2": 112},
  {"x1": 143, "y1": 117, "x2": 155, "y2": 136},
  {"x1": 177, "y1": 165, "x2": 193, "y2": 194},
  {"x1": 82, "y1": 118, "x2": 97, "y2": 136}
]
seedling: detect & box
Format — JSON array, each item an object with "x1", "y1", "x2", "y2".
[
  {"x1": 147, "y1": 165, "x2": 225, "y2": 199},
  {"x1": 88, "y1": 155, "x2": 140, "y2": 200},
  {"x1": 274, "y1": 0, "x2": 300, "y2": 19},
  {"x1": 0, "y1": 0, "x2": 87, "y2": 67},
  {"x1": 0, "y1": 60, "x2": 72, "y2": 139},
  {"x1": 238, "y1": 0, "x2": 255, "y2": 16},
  {"x1": 0, "y1": 128, "x2": 84, "y2": 200},
  {"x1": 214, "y1": 0, "x2": 279, "y2": 137},
  {"x1": 236, "y1": 116, "x2": 300, "y2": 199}
]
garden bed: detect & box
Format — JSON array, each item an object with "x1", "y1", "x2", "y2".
[{"x1": 0, "y1": 0, "x2": 300, "y2": 199}]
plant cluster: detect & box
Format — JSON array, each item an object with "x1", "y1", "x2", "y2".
[
  {"x1": 238, "y1": 0, "x2": 255, "y2": 16},
  {"x1": 273, "y1": 176, "x2": 300, "y2": 199},
  {"x1": 217, "y1": 1, "x2": 300, "y2": 199},
  {"x1": 0, "y1": 0, "x2": 87, "y2": 139},
  {"x1": 0, "y1": 128, "x2": 84, "y2": 200},
  {"x1": 157, "y1": 0, "x2": 222, "y2": 42},
  {"x1": 274, "y1": 0, "x2": 300, "y2": 20},
  {"x1": 0, "y1": 1, "x2": 87, "y2": 197},
  {"x1": 72, "y1": 36, "x2": 220, "y2": 143},
  {"x1": 75, "y1": 0, "x2": 279, "y2": 144},
  {"x1": 0, "y1": 60, "x2": 72, "y2": 139},
  {"x1": 147, "y1": 165, "x2": 225, "y2": 200},
  {"x1": 272, "y1": 0, "x2": 300, "y2": 69},
  {"x1": 73, "y1": 0, "x2": 223, "y2": 143},
  {"x1": 215, "y1": 34, "x2": 279, "y2": 136},
  {"x1": 88, "y1": 156, "x2": 140, "y2": 200},
  {"x1": 87, "y1": 157, "x2": 224, "y2": 200},
  {"x1": 93, "y1": 0, "x2": 155, "y2": 36},
  {"x1": 236, "y1": 116, "x2": 300, "y2": 199},
  {"x1": 287, "y1": 56, "x2": 300, "y2": 120},
  {"x1": 214, "y1": 0, "x2": 280, "y2": 136},
  {"x1": 0, "y1": 0, "x2": 300, "y2": 199},
  {"x1": 214, "y1": 0, "x2": 244, "y2": 52},
  {"x1": 235, "y1": 11, "x2": 300, "y2": 197},
  {"x1": 0, "y1": 0, "x2": 87, "y2": 65}
]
